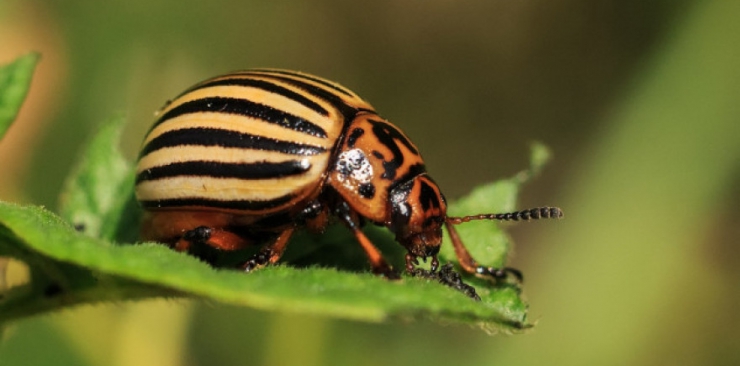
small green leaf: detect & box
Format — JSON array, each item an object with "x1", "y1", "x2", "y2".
[
  {"x1": 442, "y1": 180, "x2": 519, "y2": 268},
  {"x1": 57, "y1": 115, "x2": 140, "y2": 242},
  {"x1": 0, "y1": 53, "x2": 40, "y2": 141},
  {"x1": 527, "y1": 141, "x2": 552, "y2": 180},
  {"x1": 441, "y1": 143, "x2": 552, "y2": 267}
]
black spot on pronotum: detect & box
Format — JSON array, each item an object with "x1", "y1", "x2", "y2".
[
  {"x1": 73, "y1": 223, "x2": 86, "y2": 232},
  {"x1": 347, "y1": 128, "x2": 364, "y2": 148},
  {"x1": 389, "y1": 179, "x2": 414, "y2": 227},
  {"x1": 366, "y1": 119, "x2": 419, "y2": 181},
  {"x1": 418, "y1": 179, "x2": 441, "y2": 212},
  {"x1": 358, "y1": 183, "x2": 376, "y2": 199}
]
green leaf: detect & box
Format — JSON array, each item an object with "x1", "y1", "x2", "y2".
[
  {"x1": 57, "y1": 115, "x2": 140, "y2": 243},
  {"x1": 0, "y1": 53, "x2": 40, "y2": 141},
  {"x1": 442, "y1": 180, "x2": 518, "y2": 268},
  {"x1": 441, "y1": 143, "x2": 552, "y2": 267},
  {"x1": 1, "y1": 117, "x2": 551, "y2": 332},
  {"x1": 0, "y1": 202, "x2": 528, "y2": 331}
]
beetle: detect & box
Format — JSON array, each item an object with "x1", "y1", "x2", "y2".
[{"x1": 135, "y1": 69, "x2": 562, "y2": 280}]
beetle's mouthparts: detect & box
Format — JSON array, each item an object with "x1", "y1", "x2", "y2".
[{"x1": 402, "y1": 229, "x2": 442, "y2": 257}]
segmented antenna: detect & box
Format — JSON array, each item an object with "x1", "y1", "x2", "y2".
[{"x1": 446, "y1": 206, "x2": 563, "y2": 225}]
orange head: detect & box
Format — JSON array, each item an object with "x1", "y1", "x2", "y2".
[{"x1": 387, "y1": 174, "x2": 447, "y2": 258}]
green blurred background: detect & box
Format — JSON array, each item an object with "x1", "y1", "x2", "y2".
[{"x1": 1, "y1": 0, "x2": 738, "y2": 365}]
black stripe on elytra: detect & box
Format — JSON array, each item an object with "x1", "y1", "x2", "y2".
[
  {"x1": 139, "y1": 127, "x2": 327, "y2": 158},
  {"x1": 367, "y1": 119, "x2": 420, "y2": 181},
  {"x1": 135, "y1": 160, "x2": 311, "y2": 184},
  {"x1": 153, "y1": 97, "x2": 328, "y2": 138},
  {"x1": 139, "y1": 194, "x2": 295, "y2": 211},
  {"x1": 187, "y1": 77, "x2": 329, "y2": 117},
  {"x1": 247, "y1": 69, "x2": 355, "y2": 97},
  {"x1": 254, "y1": 74, "x2": 359, "y2": 122}
]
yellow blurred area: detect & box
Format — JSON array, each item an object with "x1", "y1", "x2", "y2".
[
  {"x1": 0, "y1": 0, "x2": 738, "y2": 365},
  {"x1": 0, "y1": 1, "x2": 67, "y2": 203}
]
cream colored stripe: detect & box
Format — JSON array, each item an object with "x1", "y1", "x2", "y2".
[
  {"x1": 136, "y1": 172, "x2": 322, "y2": 202},
  {"x1": 136, "y1": 145, "x2": 326, "y2": 173},
  {"x1": 143, "y1": 112, "x2": 332, "y2": 149},
  {"x1": 158, "y1": 83, "x2": 338, "y2": 135}
]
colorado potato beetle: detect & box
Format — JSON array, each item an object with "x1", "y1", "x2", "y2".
[{"x1": 135, "y1": 69, "x2": 562, "y2": 280}]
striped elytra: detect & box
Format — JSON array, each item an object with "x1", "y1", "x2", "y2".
[{"x1": 136, "y1": 69, "x2": 563, "y2": 281}]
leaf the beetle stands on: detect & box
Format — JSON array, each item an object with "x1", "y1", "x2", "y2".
[
  {"x1": 0, "y1": 198, "x2": 529, "y2": 330},
  {"x1": 0, "y1": 60, "x2": 555, "y2": 332}
]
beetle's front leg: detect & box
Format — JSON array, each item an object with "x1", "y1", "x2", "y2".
[
  {"x1": 444, "y1": 221, "x2": 523, "y2": 283},
  {"x1": 335, "y1": 201, "x2": 399, "y2": 279}
]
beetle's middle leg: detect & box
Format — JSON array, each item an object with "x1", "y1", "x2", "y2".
[
  {"x1": 238, "y1": 200, "x2": 327, "y2": 272},
  {"x1": 175, "y1": 226, "x2": 253, "y2": 252},
  {"x1": 141, "y1": 211, "x2": 253, "y2": 253},
  {"x1": 335, "y1": 201, "x2": 399, "y2": 279}
]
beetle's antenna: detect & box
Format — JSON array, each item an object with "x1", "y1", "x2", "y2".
[{"x1": 446, "y1": 207, "x2": 563, "y2": 225}]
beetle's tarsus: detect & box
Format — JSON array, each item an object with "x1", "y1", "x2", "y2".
[
  {"x1": 405, "y1": 253, "x2": 419, "y2": 274},
  {"x1": 476, "y1": 266, "x2": 524, "y2": 283},
  {"x1": 430, "y1": 255, "x2": 439, "y2": 272},
  {"x1": 410, "y1": 263, "x2": 480, "y2": 301},
  {"x1": 374, "y1": 263, "x2": 400, "y2": 280},
  {"x1": 241, "y1": 248, "x2": 272, "y2": 272}
]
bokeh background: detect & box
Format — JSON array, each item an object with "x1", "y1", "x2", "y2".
[{"x1": 1, "y1": 0, "x2": 739, "y2": 365}]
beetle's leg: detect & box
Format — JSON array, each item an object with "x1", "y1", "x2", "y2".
[
  {"x1": 335, "y1": 202, "x2": 399, "y2": 279},
  {"x1": 242, "y1": 227, "x2": 295, "y2": 272},
  {"x1": 175, "y1": 226, "x2": 252, "y2": 252},
  {"x1": 444, "y1": 221, "x2": 523, "y2": 282},
  {"x1": 142, "y1": 211, "x2": 250, "y2": 253},
  {"x1": 405, "y1": 253, "x2": 440, "y2": 274},
  {"x1": 297, "y1": 200, "x2": 330, "y2": 234},
  {"x1": 351, "y1": 227, "x2": 400, "y2": 279},
  {"x1": 405, "y1": 253, "x2": 419, "y2": 273}
]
